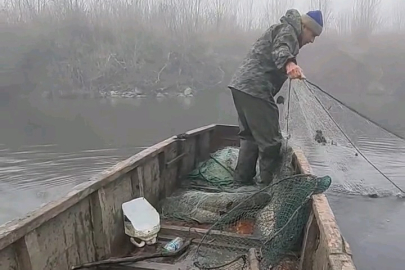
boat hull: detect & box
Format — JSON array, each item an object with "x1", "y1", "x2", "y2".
[{"x1": 0, "y1": 124, "x2": 355, "y2": 270}]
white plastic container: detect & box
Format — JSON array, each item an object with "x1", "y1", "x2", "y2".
[{"x1": 122, "y1": 197, "x2": 160, "y2": 248}]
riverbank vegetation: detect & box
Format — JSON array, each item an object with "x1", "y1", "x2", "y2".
[{"x1": 1, "y1": 0, "x2": 405, "y2": 133}]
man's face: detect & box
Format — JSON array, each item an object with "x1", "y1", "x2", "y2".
[{"x1": 300, "y1": 25, "x2": 317, "y2": 47}]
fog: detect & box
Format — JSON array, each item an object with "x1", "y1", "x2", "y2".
[
  {"x1": 0, "y1": 0, "x2": 404, "y2": 135},
  {"x1": 1, "y1": 0, "x2": 405, "y2": 269}
]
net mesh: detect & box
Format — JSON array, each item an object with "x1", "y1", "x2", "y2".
[
  {"x1": 187, "y1": 146, "x2": 260, "y2": 187},
  {"x1": 192, "y1": 174, "x2": 331, "y2": 270},
  {"x1": 279, "y1": 80, "x2": 404, "y2": 197},
  {"x1": 160, "y1": 144, "x2": 332, "y2": 269}
]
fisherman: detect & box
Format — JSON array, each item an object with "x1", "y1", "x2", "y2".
[{"x1": 228, "y1": 9, "x2": 323, "y2": 185}]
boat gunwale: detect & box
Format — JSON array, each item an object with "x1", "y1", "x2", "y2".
[
  {"x1": 0, "y1": 124, "x2": 218, "y2": 251},
  {"x1": 294, "y1": 149, "x2": 356, "y2": 270}
]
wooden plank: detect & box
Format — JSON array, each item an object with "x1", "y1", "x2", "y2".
[
  {"x1": 125, "y1": 261, "x2": 182, "y2": 270},
  {"x1": 178, "y1": 136, "x2": 196, "y2": 179},
  {"x1": 292, "y1": 146, "x2": 357, "y2": 270},
  {"x1": 161, "y1": 142, "x2": 180, "y2": 198},
  {"x1": 92, "y1": 174, "x2": 134, "y2": 259},
  {"x1": 293, "y1": 148, "x2": 313, "y2": 174},
  {"x1": 14, "y1": 238, "x2": 32, "y2": 270},
  {"x1": 139, "y1": 157, "x2": 162, "y2": 207},
  {"x1": 312, "y1": 195, "x2": 343, "y2": 255},
  {"x1": 185, "y1": 124, "x2": 216, "y2": 136},
  {"x1": 24, "y1": 199, "x2": 95, "y2": 270},
  {"x1": 328, "y1": 254, "x2": 356, "y2": 270},
  {"x1": 248, "y1": 248, "x2": 260, "y2": 270},
  {"x1": 0, "y1": 238, "x2": 32, "y2": 270},
  {"x1": 197, "y1": 131, "x2": 212, "y2": 163},
  {"x1": 166, "y1": 153, "x2": 186, "y2": 168},
  {"x1": 158, "y1": 235, "x2": 250, "y2": 251},
  {"x1": 210, "y1": 125, "x2": 239, "y2": 152},
  {"x1": 298, "y1": 212, "x2": 318, "y2": 270},
  {"x1": 160, "y1": 224, "x2": 261, "y2": 246},
  {"x1": 214, "y1": 125, "x2": 239, "y2": 138},
  {"x1": 0, "y1": 245, "x2": 18, "y2": 270}
]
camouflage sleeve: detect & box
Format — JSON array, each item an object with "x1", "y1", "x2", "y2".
[{"x1": 271, "y1": 25, "x2": 299, "y2": 72}]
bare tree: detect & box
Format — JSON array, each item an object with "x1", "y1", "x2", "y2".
[
  {"x1": 236, "y1": 0, "x2": 256, "y2": 31},
  {"x1": 261, "y1": 0, "x2": 295, "y2": 27},
  {"x1": 308, "y1": 0, "x2": 333, "y2": 31},
  {"x1": 350, "y1": 0, "x2": 382, "y2": 36},
  {"x1": 334, "y1": 8, "x2": 352, "y2": 36},
  {"x1": 391, "y1": 0, "x2": 405, "y2": 31}
]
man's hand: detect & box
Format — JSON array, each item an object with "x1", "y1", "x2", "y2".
[{"x1": 286, "y1": 62, "x2": 305, "y2": 79}]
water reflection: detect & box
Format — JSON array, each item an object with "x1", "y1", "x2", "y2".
[
  {"x1": 0, "y1": 144, "x2": 141, "y2": 224},
  {"x1": 176, "y1": 96, "x2": 195, "y2": 109},
  {"x1": 108, "y1": 96, "x2": 145, "y2": 107}
]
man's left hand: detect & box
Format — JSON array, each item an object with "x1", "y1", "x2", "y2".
[{"x1": 286, "y1": 62, "x2": 305, "y2": 79}]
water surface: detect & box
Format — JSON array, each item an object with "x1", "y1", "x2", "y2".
[{"x1": 1, "y1": 88, "x2": 404, "y2": 270}]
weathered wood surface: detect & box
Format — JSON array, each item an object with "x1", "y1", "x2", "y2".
[
  {"x1": 160, "y1": 224, "x2": 261, "y2": 245},
  {"x1": 248, "y1": 248, "x2": 261, "y2": 270},
  {"x1": 294, "y1": 148, "x2": 357, "y2": 270},
  {"x1": 0, "y1": 124, "x2": 356, "y2": 270}
]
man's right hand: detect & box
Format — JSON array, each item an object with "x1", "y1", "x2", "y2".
[{"x1": 286, "y1": 62, "x2": 305, "y2": 79}]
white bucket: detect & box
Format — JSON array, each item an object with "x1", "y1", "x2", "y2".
[{"x1": 122, "y1": 197, "x2": 160, "y2": 247}]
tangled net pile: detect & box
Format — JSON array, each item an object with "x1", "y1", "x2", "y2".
[
  {"x1": 160, "y1": 144, "x2": 332, "y2": 269},
  {"x1": 192, "y1": 174, "x2": 331, "y2": 270},
  {"x1": 187, "y1": 146, "x2": 260, "y2": 186}
]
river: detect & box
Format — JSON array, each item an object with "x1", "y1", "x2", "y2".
[{"x1": 1, "y1": 88, "x2": 404, "y2": 270}]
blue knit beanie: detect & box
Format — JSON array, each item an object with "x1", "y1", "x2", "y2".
[{"x1": 301, "y1": 10, "x2": 323, "y2": 36}]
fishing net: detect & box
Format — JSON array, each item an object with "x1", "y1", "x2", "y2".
[
  {"x1": 160, "y1": 186, "x2": 262, "y2": 224},
  {"x1": 192, "y1": 174, "x2": 331, "y2": 270},
  {"x1": 160, "y1": 147, "x2": 261, "y2": 224},
  {"x1": 160, "y1": 144, "x2": 294, "y2": 224},
  {"x1": 187, "y1": 146, "x2": 260, "y2": 187},
  {"x1": 279, "y1": 80, "x2": 404, "y2": 197},
  {"x1": 160, "y1": 143, "x2": 332, "y2": 269}
]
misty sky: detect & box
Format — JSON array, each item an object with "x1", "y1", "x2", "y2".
[
  {"x1": 231, "y1": 0, "x2": 400, "y2": 30},
  {"x1": 295, "y1": 0, "x2": 393, "y2": 13}
]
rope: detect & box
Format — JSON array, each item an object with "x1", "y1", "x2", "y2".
[
  {"x1": 304, "y1": 79, "x2": 405, "y2": 141},
  {"x1": 300, "y1": 79, "x2": 405, "y2": 194},
  {"x1": 285, "y1": 78, "x2": 292, "y2": 152}
]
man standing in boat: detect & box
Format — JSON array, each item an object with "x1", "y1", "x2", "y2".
[{"x1": 228, "y1": 9, "x2": 323, "y2": 185}]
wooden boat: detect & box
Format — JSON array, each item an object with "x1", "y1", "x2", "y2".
[{"x1": 0, "y1": 124, "x2": 356, "y2": 270}]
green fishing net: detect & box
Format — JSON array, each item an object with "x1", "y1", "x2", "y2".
[
  {"x1": 160, "y1": 145, "x2": 332, "y2": 270},
  {"x1": 187, "y1": 146, "x2": 260, "y2": 186}
]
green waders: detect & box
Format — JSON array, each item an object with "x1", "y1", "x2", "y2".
[{"x1": 230, "y1": 88, "x2": 283, "y2": 185}]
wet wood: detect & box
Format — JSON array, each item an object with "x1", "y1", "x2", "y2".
[
  {"x1": 166, "y1": 153, "x2": 187, "y2": 168},
  {"x1": 158, "y1": 235, "x2": 250, "y2": 251},
  {"x1": 248, "y1": 248, "x2": 260, "y2": 270},
  {"x1": 123, "y1": 261, "x2": 183, "y2": 270},
  {"x1": 210, "y1": 124, "x2": 239, "y2": 151},
  {"x1": 294, "y1": 148, "x2": 356, "y2": 270},
  {"x1": 71, "y1": 239, "x2": 192, "y2": 270},
  {"x1": 298, "y1": 212, "x2": 318, "y2": 270},
  {"x1": 160, "y1": 224, "x2": 261, "y2": 246}
]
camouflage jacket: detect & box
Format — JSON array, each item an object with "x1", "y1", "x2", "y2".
[{"x1": 228, "y1": 9, "x2": 302, "y2": 101}]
